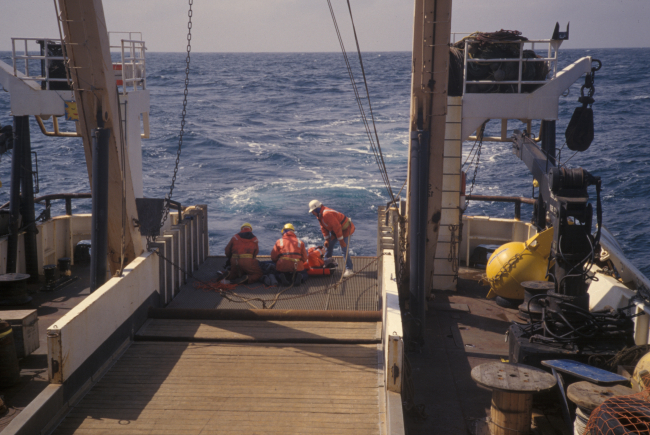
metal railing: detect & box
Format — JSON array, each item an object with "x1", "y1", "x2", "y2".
[
  {"x1": 451, "y1": 32, "x2": 471, "y2": 44},
  {"x1": 0, "y1": 192, "x2": 91, "y2": 220},
  {"x1": 462, "y1": 38, "x2": 561, "y2": 94},
  {"x1": 109, "y1": 32, "x2": 146, "y2": 95},
  {"x1": 466, "y1": 194, "x2": 535, "y2": 221},
  {"x1": 11, "y1": 38, "x2": 70, "y2": 90},
  {"x1": 35, "y1": 115, "x2": 80, "y2": 137}
]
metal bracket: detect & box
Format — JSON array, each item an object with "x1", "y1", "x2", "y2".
[{"x1": 135, "y1": 198, "x2": 165, "y2": 237}]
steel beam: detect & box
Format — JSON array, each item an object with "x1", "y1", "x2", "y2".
[
  {"x1": 57, "y1": 0, "x2": 142, "y2": 274},
  {"x1": 406, "y1": 0, "x2": 453, "y2": 297}
]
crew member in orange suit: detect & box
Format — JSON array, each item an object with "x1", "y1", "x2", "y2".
[
  {"x1": 270, "y1": 223, "x2": 308, "y2": 286},
  {"x1": 309, "y1": 200, "x2": 355, "y2": 278},
  {"x1": 224, "y1": 223, "x2": 263, "y2": 284}
]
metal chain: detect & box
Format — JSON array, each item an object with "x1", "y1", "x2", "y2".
[{"x1": 160, "y1": 0, "x2": 193, "y2": 230}]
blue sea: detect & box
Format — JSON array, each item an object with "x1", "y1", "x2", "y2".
[{"x1": 1, "y1": 49, "x2": 649, "y2": 275}]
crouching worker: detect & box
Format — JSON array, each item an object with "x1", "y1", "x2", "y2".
[
  {"x1": 304, "y1": 246, "x2": 332, "y2": 276},
  {"x1": 270, "y1": 223, "x2": 308, "y2": 286},
  {"x1": 224, "y1": 223, "x2": 263, "y2": 284}
]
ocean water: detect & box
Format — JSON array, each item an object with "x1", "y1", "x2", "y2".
[{"x1": 1, "y1": 48, "x2": 649, "y2": 275}]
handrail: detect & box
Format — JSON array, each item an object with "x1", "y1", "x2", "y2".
[
  {"x1": 0, "y1": 192, "x2": 91, "y2": 219},
  {"x1": 11, "y1": 37, "x2": 71, "y2": 90},
  {"x1": 0, "y1": 194, "x2": 182, "y2": 223},
  {"x1": 462, "y1": 38, "x2": 561, "y2": 94},
  {"x1": 466, "y1": 194, "x2": 535, "y2": 221},
  {"x1": 35, "y1": 115, "x2": 81, "y2": 137},
  {"x1": 115, "y1": 38, "x2": 146, "y2": 95}
]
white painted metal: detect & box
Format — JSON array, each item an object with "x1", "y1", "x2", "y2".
[
  {"x1": 118, "y1": 90, "x2": 150, "y2": 198},
  {"x1": 460, "y1": 216, "x2": 537, "y2": 267},
  {"x1": 0, "y1": 214, "x2": 91, "y2": 275},
  {"x1": 47, "y1": 250, "x2": 159, "y2": 383},
  {"x1": 10, "y1": 38, "x2": 70, "y2": 89},
  {"x1": 461, "y1": 56, "x2": 593, "y2": 141},
  {"x1": 0, "y1": 60, "x2": 73, "y2": 116},
  {"x1": 432, "y1": 96, "x2": 463, "y2": 291},
  {"x1": 107, "y1": 33, "x2": 147, "y2": 95},
  {"x1": 381, "y1": 249, "x2": 403, "y2": 393},
  {"x1": 462, "y1": 38, "x2": 562, "y2": 94}
]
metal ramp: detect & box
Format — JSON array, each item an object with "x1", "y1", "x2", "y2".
[{"x1": 49, "y1": 256, "x2": 387, "y2": 435}]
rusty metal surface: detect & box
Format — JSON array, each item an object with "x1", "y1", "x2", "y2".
[{"x1": 168, "y1": 256, "x2": 380, "y2": 312}]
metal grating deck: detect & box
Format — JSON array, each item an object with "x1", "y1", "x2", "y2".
[{"x1": 168, "y1": 256, "x2": 380, "y2": 311}]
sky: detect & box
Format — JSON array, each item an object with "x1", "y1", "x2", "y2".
[{"x1": 1, "y1": 0, "x2": 649, "y2": 52}]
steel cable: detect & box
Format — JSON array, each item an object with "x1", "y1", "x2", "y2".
[{"x1": 326, "y1": 0, "x2": 395, "y2": 203}]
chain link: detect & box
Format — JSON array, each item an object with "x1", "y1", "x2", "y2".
[{"x1": 160, "y1": 0, "x2": 193, "y2": 230}]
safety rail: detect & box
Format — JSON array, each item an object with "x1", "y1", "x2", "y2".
[
  {"x1": 0, "y1": 192, "x2": 91, "y2": 219},
  {"x1": 462, "y1": 38, "x2": 561, "y2": 94},
  {"x1": 466, "y1": 194, "x2": 535, "y2": 221},
  {"x1": 10, "y1": 38, "x2": 70, "y2": 90},
  {"x1": 108, "y1": 32, "x2": 146, "y2": 95},
  {"x1": 35, "y1": 115, "x2": 80, "y2": 137},
  {"x1": 451, "y1": 32, "x2": 471, "y2": 44},
  {"x1": 1, "y1": 193, "x2": 182, "y2": 223}
]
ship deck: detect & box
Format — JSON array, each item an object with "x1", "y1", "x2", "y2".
[
  {"x1": 48, "y1": 255, "x2": 388, "y2": 435},
  {"x1": 407, "y1": 267, "x2": 570, "y2": 435},
  {"x1": 1, "y1": 257, "x2": 575, "y2": 435},
  {"x1": 168, "y1": 255, "x2": 380, "y2": 311},
  {"x1": 0, "y1": 263, "x2": 91, "y2": 432}
]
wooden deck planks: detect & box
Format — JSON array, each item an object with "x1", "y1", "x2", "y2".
[
  {"x1": 136, "y1": 319, "x2": 381, "y2": 343},
  {"x1": 52, "y1": 341, "x2": 382, "y2": 435}
]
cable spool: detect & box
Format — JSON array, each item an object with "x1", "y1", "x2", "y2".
[
  {"x1": 567, "y1": 381, "x2": 636, "y2": 435},
  {"x1": 0, "y1": 273, "x2": 32, "y2": 305},
  {"x1": 0, "y1": 321, "x2": 20, "y2": 387},
  {"x1": 574, "y1": 407, "x2": 590, "y2": 435}
]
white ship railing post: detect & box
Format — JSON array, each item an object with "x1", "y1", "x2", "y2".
[
  {"x1": 463, "y1": 39, "x2": 468, "y2": 94},
  {"x1": 518, "y1": 41, "x2": 523, "y2": 93},
  {"x1": 11, "y1": 38, "x2": 17, "y2": 77}
]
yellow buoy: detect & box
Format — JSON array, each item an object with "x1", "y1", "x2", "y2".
[{"x1": 485, "y1": 227, "x2": 554, "y2": 300}]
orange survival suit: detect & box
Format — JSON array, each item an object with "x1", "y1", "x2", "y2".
[
  {"x1": 317, "y1": 205, "x2": 355, "y2": 245},
  {"x1": 304, "y1": 246, "x2": 331, "y2": 276},
  {"x1": 224, "y1": 227, "x2": 263, "y2": 282},
  {"x1": 271, "y1": 230, "x2": 308, "y2": 273}
]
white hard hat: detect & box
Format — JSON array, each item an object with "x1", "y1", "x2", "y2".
[{"x1": 309, "y1": 199, "x2": 322, "y2": 213}]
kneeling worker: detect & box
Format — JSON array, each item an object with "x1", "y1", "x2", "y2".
[
  {"x1": 271, "y1": 223, "x2": 308, "y2": 286},
  {"x1": 309, "y1": 200, "x2": 355, "y2": 278},
  {"x1": 224, "y1": 223, "x2": 263, "y2": 284}
]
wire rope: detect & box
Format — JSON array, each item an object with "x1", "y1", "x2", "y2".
[{"x1": 326, "y1": 0, "x2": 395, "y2": 203}]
